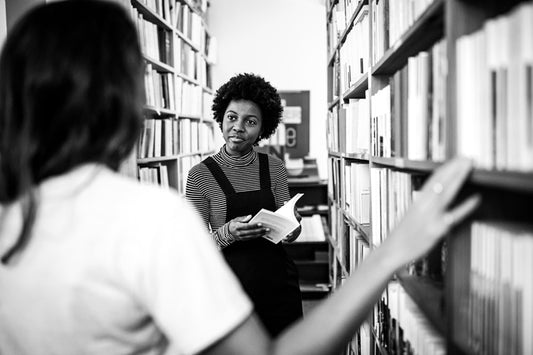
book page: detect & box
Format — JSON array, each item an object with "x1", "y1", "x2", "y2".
[
  {"x1": 248, "y1": 193, "x2": 304, "y2": 244},
  {"x1": 275, "y1": 193, "x2": 304, "y2": 220}
]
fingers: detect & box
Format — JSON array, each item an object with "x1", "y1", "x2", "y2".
[
  {"x1": 444, "y1": 193, "x2": 482, "y2": 229},
  {"x1": 422, "y1": 157, "x2": 473, "y2": 208},
  {"x1": 237, "y1": 225, "x2": 269, "y2": 237},
  {"x1": 235, "y1": 215, "x2": 253, "y2": 223},
  {"x1": 230, "y1": 217, "x2": 269, "y2": 240}
]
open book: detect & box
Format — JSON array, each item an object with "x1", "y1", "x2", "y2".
[{"x1": 248, "y1": 193, "x2": 304, "y2": 244}]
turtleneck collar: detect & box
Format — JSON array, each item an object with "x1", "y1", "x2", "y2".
[{"x1": 214, "y1": 144, "x2": 258, "y2": 167}]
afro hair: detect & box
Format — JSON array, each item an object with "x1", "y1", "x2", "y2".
[{"x1": 212, "y1": 73, "x2": 283, "y2": 143}]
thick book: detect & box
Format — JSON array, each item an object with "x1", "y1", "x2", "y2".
[{"x1": 248, "y1": 193, "x2": 304, "y2": 244}]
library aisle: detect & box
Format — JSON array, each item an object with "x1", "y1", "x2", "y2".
[{"x1": 327, "y1": 0, "x2": 533, "y2": 354}]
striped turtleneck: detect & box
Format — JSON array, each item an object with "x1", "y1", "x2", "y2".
[{"x1": 185, "y1": 145, "x2": 291, "y2": 248}]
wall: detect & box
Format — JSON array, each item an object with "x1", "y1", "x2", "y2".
[
  {"x1": 208, "y1": 0, "x2": 328, "y2": 179},
  {"x1": 0, "y1": 0, "x2": 6, "y2": 46}
]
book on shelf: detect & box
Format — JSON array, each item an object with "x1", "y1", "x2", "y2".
[
  {"x1": 382, "y1": 281, "x2": 446, "y2": 355},
  {"x1": 371, "y1": 84, "x2": 391, "y2": 157},
  {"x1": 455, "y1": 2, "x2": 533, "y2": 171},
  {"x1": 370, "y1": 39, "x2": 446, "y2": 160},
  {"x1": 248, "y1": 193, "x2": 304, "y2": 244},
  {"x1": 452, "y1": 220, "x2": 533, "y2": 355},
  {"x1": 138, "y1": 163, "x2": 170, "y2": 189},
  {"x1": 370, "y1": 167, "x2": 413, "y2": 246},
  {"x1": 339, "y1": 5, "x2": 369, "y2": 93},
  {"x1": 370, "y1": 0, "x2": 389, "y2": 65},
  {"x1": 343, "y1": 161, "x2": 370, "y2": 224},
  {"x1": 344, "y1": 95, "x2": 370, "y2": 155}
]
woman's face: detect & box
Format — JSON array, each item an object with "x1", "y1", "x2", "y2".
[{"x1": 222, "y1": 99, "x2": 263, "y2": 156}]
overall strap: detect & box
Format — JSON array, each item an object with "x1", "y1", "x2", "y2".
[
  {"x1": 258, "y1": 153, "x2": 271, "y2": 190},
  {"x1": 203, "y1": 157, "x2": 236, "y2": 195}
]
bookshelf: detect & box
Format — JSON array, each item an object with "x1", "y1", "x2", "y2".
[
  {"x1": 123, "y1": 0, "x2": 216, "y2": 194},
  {"x1": 326, "y1": 0, "x2": 533, "y2": 354}
]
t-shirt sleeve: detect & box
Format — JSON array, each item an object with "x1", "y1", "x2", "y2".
[{"x1": 121, "y1": 194, "x2": 253, "y2": 355}]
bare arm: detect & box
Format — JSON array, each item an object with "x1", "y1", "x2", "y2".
[{"x1": 199, "y1": 157, "x2": 480, "y2": 355}]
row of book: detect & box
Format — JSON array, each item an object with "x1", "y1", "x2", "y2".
[
  {"x1": 328, "y1": 0, "x2": 364, "y2": 54},
  {"x1": 144, "y1": 64, "x2": 212, "y2": 116},
  {"x1": 455, "y1": 2, "x2": 533, "y2": 171},
  {"x1": 138, "y1": 164, "x2": 171, "y2": 189},
  {"x1": 375, "y1": 281, "x2": 445, "y2": 355},
  {"x1": 371, "y1": 0, "x2": 435, "y2": 65},
  {"x1": 339, "y1": 6, "x2": 369, "y2": 93},
  {"x1": 131, "y1": 6, "x2": 172, "y2": 65},
  {"x1": 328, "y1": 199, "x2": 370, "y2": 273},
  {"x1": 371, "y1": 39, "x2": 446, "y2": 161},
  {"x1": 138, "y1": 154, "x2": 204, "y2": 195},
  {"x1": 370, "y1": 167, "x2": 415, "y2": 246},
  {"x1": 145, "y1": 65, "x2": 174, "y2": 110},
  {"x1": 136, "y1": 0, "x2": 172, "y2": 23},
  {"x1": 343, "y1": 161, "x2": 371, "y2": 225},
  {"x1": 176, "y1": 118, "x2": 215, "y2": 154},
  {"x1": 175, "y1": 77, "x2": 204, "y2": 117},
  {"x1": 131, "y1": 1, "x2": 214, "y2": 81},
  {"x1": 452, "y1": 221, "x2": 533, "y2": 355},
  {"x1": 175, "y1": 37, "x2": 210, "y2": 86},
  {"x1": 329, "y1": 211, "x2": 371, "y2": 355},
  {"x1": 138, "y1": 117, "x2": 215, "y2": 159},
  {"x1": 327, "y1": 158, "x2": 342, "y2": 208},
  {"x1": 136, "y1": 0, "x2": 209, "y2": 53},
  {"x1": 173, "y1": 1, "x2": 207, "y2": 52},
  {"x1": 144, "y1": 66, "x2": 211, "y2": 115},
  {"x1": 327, "y1": 96, "x2": 370, "y2": 155}
]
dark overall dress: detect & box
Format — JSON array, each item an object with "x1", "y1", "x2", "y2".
[{"x1": 203, "y1": 153, "x2": 303, "y2": 336}]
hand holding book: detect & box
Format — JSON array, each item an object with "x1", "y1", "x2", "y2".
[{"x1": 248, "y1": 193, "x2": 304, "y2": 244}]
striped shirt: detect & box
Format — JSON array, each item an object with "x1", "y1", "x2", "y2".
[{"x1": 186, "y1": 146, "x2": 291, "y2": 249}]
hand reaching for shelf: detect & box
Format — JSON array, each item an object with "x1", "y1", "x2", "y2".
[{"x1": 385, "y1": 157, "x2": 481, "y2": 267}]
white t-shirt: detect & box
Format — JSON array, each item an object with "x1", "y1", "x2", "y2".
[{"x1": 0, "y1": 164, "x2": 253, "y2": 355}]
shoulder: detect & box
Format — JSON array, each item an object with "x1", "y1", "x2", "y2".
[
  {"x1": 93, "y1": 167, "x2": 192, "y2": 222},
  {"x1": 263, "y1": 153, "x2": 286, "y2": 172},
  {"x1": 189, "y1": 159, "x2": 210, "y2": 175},
  {"x1": 187, "y1": 159, "x2": 214, "y2": 187}
]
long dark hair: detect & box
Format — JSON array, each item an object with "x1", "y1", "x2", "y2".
[{"x1": 0, "y1": 0, "x2": 145, "y2": 263}]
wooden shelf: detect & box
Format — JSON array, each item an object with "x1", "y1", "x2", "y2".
[
  {"x1": 329, "y1": 151, "x2": 370, "y2": 162},
  {"x1": 342, "y1": 72, "x2": 368, "y2": 100},
  {"x1": 370, "y1": 156, "x2": 442, "y2": 172},
  {"x1": 144, "y1": 55, "x2": 174, "y2": 72},
  {"x1": 131, "y1": 0, "x2": 173, "y2": 30},
  {"x1": 471, "y1": 169, "x2": 533, "y2": 193},
  {"x1": 371, "y1": 0, "x2": 444, "y2": 76},
  {"x1": 372, "y1": 157, "x2": 533, "y2": 193},
  {"x1": 328, "y1": 97, "x2": 340, "y2": 110}
]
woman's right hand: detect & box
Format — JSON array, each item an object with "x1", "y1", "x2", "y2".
[
  {"x1": 228, "y1": 215, "x2": 270, "y2": 241},
  {"x1": 385, "y1": 157, "x2": 481, "y2": 266}
]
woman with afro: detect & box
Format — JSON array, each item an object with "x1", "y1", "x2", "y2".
[{"x1": 186, "y1": 73, "x2": 303, "y2": 336}]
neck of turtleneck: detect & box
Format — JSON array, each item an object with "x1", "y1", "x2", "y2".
[{"x1": 215, "y1": 145, "x2": 257, "y2": 167}]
